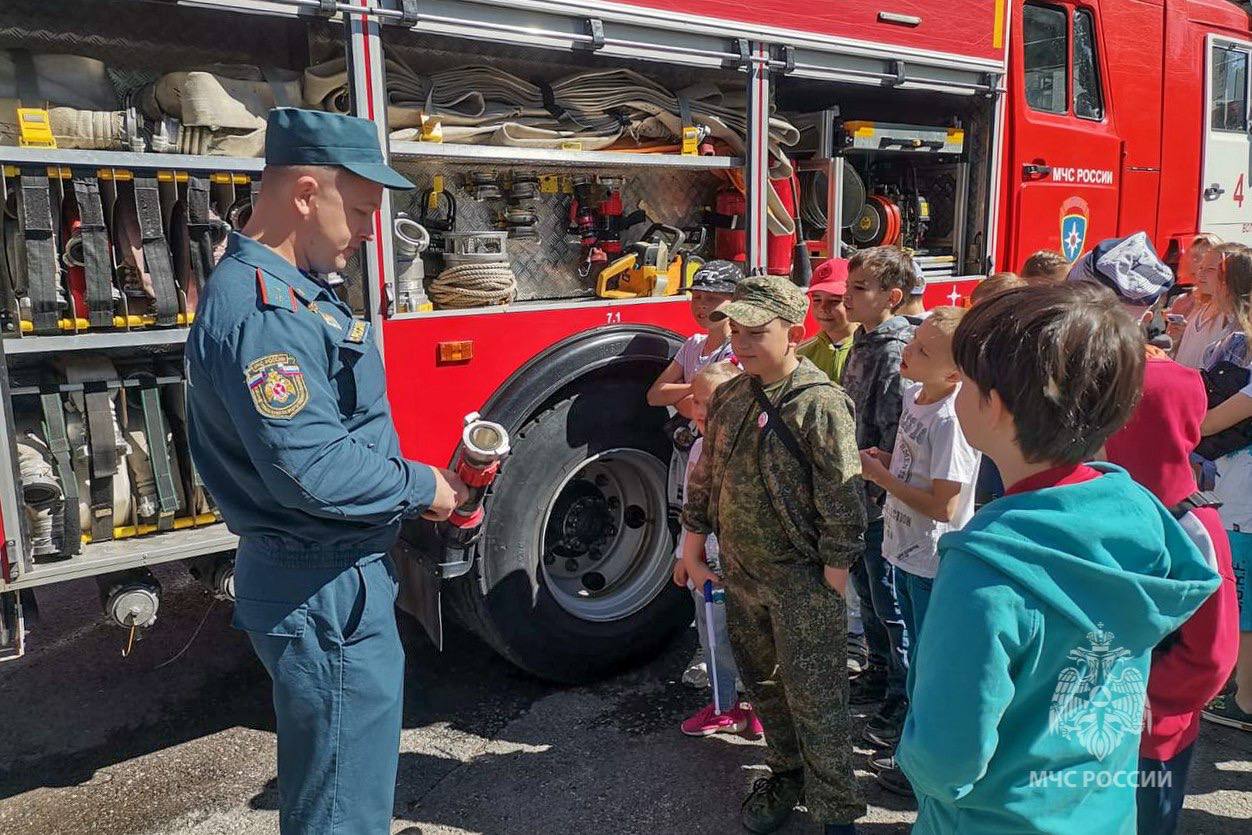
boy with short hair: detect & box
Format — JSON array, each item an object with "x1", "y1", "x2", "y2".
[
  {"x1": 841, "y1": 245, "x2": 918, "y2": 738},
  {"x1": 798, "y1": 258, "x2": 856, "y2": 384},
  {"x1": 896, "y1": 283, "x2": 1221, "y2": 835},
  {"x1": 857, "y1": 307, "x2": 980, "y2": 792},
  {"x1": 682, "y1": 275, "x2": 866, "y2": 835},
  {"x1": 1020, "y1": 249, "x2": 1071, "y2": 286}
]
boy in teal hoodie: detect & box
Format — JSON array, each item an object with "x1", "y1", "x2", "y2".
[{"x1": 896, "y1": 283, "x2": 1221, "y2": 834}]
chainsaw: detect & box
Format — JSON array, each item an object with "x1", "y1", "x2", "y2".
[{"x1": 595, "y1": 224, "x2": 703, "y2": 299}]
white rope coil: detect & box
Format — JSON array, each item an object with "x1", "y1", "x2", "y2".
[{"x1": 429, "y1": 262, "x2": 517, "y2": 309}]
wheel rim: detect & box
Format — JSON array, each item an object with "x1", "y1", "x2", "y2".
[{"x1": 539, "y1": 448, "x2": 673, "y2": 622}]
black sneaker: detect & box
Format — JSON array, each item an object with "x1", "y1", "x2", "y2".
[
  {"x1": 869, "y1": 752, "x2": 914, "y2": 797},
  {"x1": 864, "y1": 695, "x2": 908, "y2": 748},
  {"x1": 741, "y1": 769, "x2": 804, "y2": 834},
  {"x1": 1202, "y1": 692, "x2": 1252, "y2": 732},
  {"x1": 849, "y1": 670, "x2": 888, "y2": 706}
]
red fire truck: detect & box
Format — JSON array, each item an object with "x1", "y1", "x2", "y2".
[{"x1": 0, "y1": 0, "x2": 1247, "y2": 682}]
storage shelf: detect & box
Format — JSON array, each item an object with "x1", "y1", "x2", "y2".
[
  {"x1": 4, "y1": 524, "x2": 238, "y2": 591},
  {"x1": 389, "y1": 141, "x2": 743, "y2": 170},
  {"x1": 2, "y1": 328, "x2": 190, "y2": 357},
  {"x1": 0, "y1": 146, "x2": 262, "y2": 174}
]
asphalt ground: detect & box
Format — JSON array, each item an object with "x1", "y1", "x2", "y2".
[{"x1": 0, "y1": 563, "x2": 1248, "y2": 834}]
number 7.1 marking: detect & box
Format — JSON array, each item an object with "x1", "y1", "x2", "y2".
[
  {"x1": 1236, "y1": 173, "x2": 1245, "y2": 208},
  {"x1": 606, "y1": 310, "x2": 622, "y2": 324}
]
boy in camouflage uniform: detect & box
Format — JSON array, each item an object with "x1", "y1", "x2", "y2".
[{"x1": 681, "y1": 275, "x2": 867, "y2": 835}]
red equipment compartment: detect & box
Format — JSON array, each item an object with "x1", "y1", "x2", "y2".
[{"x1": 607, "y1": 0, "x2": 1007, "y2": 64}]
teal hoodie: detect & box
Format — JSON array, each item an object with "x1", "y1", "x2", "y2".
[{"x1": 896, "y1": 464, "x2": 1220, "y2": 835}]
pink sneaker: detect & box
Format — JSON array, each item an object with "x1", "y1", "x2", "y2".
[
  {"x1": 741, "y1": 705, "x2": 765, "y2": 738},
  {"x1": 681, "y1": 703, "x2": 749, "y2": 736}
]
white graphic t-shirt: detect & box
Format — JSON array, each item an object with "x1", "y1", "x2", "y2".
[
  {"x1": 673, "y1": 333, "x2": 735, "y2": 383},
  {"x1": 882, "y1": 383, "x2": 981, "y2": 578}
]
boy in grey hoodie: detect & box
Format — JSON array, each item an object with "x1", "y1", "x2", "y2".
[{"x1": 841, "y1": 246, "x2": 919, "y2": 746}]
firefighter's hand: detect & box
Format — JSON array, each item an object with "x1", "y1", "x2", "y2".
[{"x1": 422, "y1": 467, "x2": 470, "y2": 521}]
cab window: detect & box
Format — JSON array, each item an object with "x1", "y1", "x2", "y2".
[
  {"x1": 1212, "y1": 46, "x2": 1249, "y2": 132},
  {"x1": 1072, "y1": 9, "x2": 1104, "y2": 119},
  {"x1": 1024, "y1": 4, "x2": 1067, "y2": 113}
]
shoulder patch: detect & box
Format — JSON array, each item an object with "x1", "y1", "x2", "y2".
[
  {"x1": 346, "y1": 319, "x2": 370, "y2": 344},
  {"x1": 245, "y1": 352, "x2": 309, "y2": 419},
  {"x1": 255, "y1": 268, "x2": 297, "y2": 312}
]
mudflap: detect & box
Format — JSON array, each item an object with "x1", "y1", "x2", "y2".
[
  {"x1": 391, "y1": 521, "x2": 445, "y2": 651},
  {"x1": 1, "y1": 589, "x2": 27, "y2": 661}
]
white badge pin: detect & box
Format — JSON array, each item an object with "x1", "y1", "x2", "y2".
[{"x1": 758, "y1": 412, "x2": 768, "y2": 428}]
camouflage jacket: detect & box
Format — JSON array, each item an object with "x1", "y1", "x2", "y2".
[{"x1": 680, "y1": 358, "x2": 867, "y2": 569}]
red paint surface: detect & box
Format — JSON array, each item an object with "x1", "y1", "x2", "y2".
[
  {"x1": 384, "y1": 278, "x2": 980, "y2": 467},
  {"x1": 613, "y1": 0, "x2": 1005, "y2": 63},
  {"x1": 383, "y1": 301, "x2": 696, "y2": 465},
  {"x1": 996, "y1": 0, "x2": 1252, "y2": 271}
]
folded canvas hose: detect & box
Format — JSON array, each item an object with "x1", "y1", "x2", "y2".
[
  {"x1": 307, "y1": 59, "x2": 798, "y2": 233},
  {"x1": 156, "y1": 357, "x2": 214, "y2": 518},
  {"x1": 170, "y1": 177, "x2": 230, "y2": 312},
  {"x1": 140, "y1": 65, "x2": 302, "y2": 157},
  {"x1": 66, "y1": 176, "x2": 118, "y2": 328},
  {"x1": 125, "y1": 372, "x2": 184, "y2": 531},
  {"x1": 0, "y1": 50, "x2": 141, "y2": 151},
  {"x1": 37, "y1": 387, "x2": 80, "y2": 555},
  {"x1": 111, "y1": 181, "x2": 180, "y2": 326},
  {"x1": 429, "y1": 263, "x2": 517, "y2": 309},
  {"x1": 62, "y1": 356, "x2": 132, "y2": 542},
  {"x1": 16, "y1": 171, "x2": 62, "y2": 333}
]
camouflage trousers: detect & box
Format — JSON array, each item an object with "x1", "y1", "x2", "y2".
[{"x1": 725, "y1": 560, "x2": 866, "y2": 825}]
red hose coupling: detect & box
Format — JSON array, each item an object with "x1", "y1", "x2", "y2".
[{"x1": 448, "y1": 506, "x2": 486, "y2": 529}]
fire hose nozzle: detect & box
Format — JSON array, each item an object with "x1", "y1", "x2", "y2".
[{"x1": 447, "y1": 413, "x2": 510, "y2": 531}]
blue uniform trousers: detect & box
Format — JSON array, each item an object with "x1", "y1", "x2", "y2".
[{"x1": 232, "y1": 543, "x2": 404, "y2": 834}]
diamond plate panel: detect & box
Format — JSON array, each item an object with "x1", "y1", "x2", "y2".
[{"x1": 388, "y1": 160, "x2": 722, "y2": 303}]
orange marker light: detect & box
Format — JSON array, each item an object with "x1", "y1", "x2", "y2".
[{"x1": 437, "y1": 340, "x2": 474, "y2": 363}]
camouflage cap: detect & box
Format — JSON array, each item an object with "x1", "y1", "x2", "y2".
[{"x1": 710, "y1": 274, "x2": 809, "y2": 326}]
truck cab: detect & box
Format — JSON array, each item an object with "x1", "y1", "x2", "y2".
[{"x1": 1003, "y1": 0, "x2": 1252, "y2": 270}]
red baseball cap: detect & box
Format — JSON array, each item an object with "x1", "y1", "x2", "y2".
[{"x1": 807, "y1": 258, "x2": 849, "y2": 296}]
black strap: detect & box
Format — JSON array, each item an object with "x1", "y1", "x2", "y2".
[
  {"x1": 19, "y1": 173, "x2": 60, "y2": 333},
  {"x1": 11, "y1": 49, "x2": 40, "y2": 105},
  {"x1": 705, "y1": 210, "x2": 741, "y2": 230},
  {"x1": 133, "y1": 176, "x2": 180, "y2": 326},
  {"x1": 84, "y1": 385, "x2": 118, "y2": 542},
  {"x1": 39, "y1": 390, "x2": 81, "y2": 556},
  {"x1": 534, "y1": 79, "x2": 568, "y2": 122},
  {"x1": 185, "y1": 177, "x2": 215, "y2": 294},
  {"x1": 1168, "y1": 490, "x2": 1222, "y2": 519},
  {"x1": 71, "y1": 176, "x2": 116, "y2": 328},
  {"x1": 749, "y1": 377, "x2": 812, "y2": 468},
  {"x1": 133, "y1": 374, "x2": 179, "y2": 531}
]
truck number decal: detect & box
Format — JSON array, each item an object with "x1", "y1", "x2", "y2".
[
  {"x1": 606, "y1": 310, "x2": 622, "y2": 324},
  {"x1": 1236, "y1": 174, "x2": 1245, "y2": 208}
]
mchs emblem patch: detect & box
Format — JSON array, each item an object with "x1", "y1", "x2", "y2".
[{"x1": 246, "y1": 352, "x2": 309, "y2": 419}]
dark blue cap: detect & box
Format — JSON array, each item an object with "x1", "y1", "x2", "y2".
[{"x1": 264, "y1": 107, "x2": 413, "y2": 190}]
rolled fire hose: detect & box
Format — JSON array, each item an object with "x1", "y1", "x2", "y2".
[
  {"x1": 429, "y1": 262, "x2": 517, "y2": 309},
  {"x1": 16, "y1": 431, "x2": 64, "y2": 557}
]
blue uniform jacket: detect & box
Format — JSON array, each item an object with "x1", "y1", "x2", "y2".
[{"x1": 186, "y1": 233, "x2": 435, "y2": 567}]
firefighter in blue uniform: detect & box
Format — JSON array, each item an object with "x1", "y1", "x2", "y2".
[{"x1": 186, "y1": 108, "x2": 467, "y2": 834}]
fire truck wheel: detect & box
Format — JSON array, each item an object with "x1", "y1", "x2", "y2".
[{"x1": 448, "y1": 379, "x2": 691, "y2": 683}]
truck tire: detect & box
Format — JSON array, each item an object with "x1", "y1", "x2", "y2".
[{"x1": 448, "y1": 379, "x2": 691, "y2": 683}]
